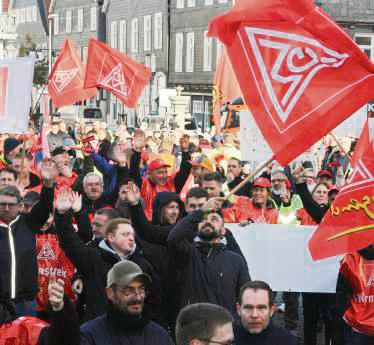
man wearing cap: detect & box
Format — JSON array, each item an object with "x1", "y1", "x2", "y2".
[
  {"x1": 227, "y1": 157, "x2": 252, "y2": 198},
  {"x1": 189, "y1": 156, "x2": 215, "y2": 187},
  {"x1": 316, "y1": 170, "x2": 333, "y2": 187},
  {"x1": 50, "y1": 146, "x2": 77, "y2": 189},
  {"x1": 130, "y1": 130, "x2": 192, "y2": 219},
  {"x1": 80, "y1": 260, "x2": 173, "y2": 345},
  {"x1": 0, "y1": 138, "x2": 22, "y2": 168},
  {"x1": 224, "y1": 177, "x2": 279, "y2": 224}
]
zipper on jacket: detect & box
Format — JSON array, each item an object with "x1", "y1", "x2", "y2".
[{"x1": 207, "y1": 248, "x2": 213, "y2": 258}]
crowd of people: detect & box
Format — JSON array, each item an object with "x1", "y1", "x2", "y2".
[{"x1": 0, "y1": 118, "x2": 372, "y2": 345}]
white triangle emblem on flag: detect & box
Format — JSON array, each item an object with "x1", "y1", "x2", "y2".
[
  {"x1": 348, "y1": 159, "x2": 373, "y2": 184},
  {"x1": 365, "y1": 265, "x2": 374, "y2": 287},
  {"x1": 51, "y1": 68, "x2": 78, "y2": 94},
  {"x1": 244, "y1": 27, "x2": 349, "y2": 123},
  {"x1": 37, "y1": 241, "x2": 56, "y2": 260},
  {"x1": 253, "y1": 214, "x2": 267, "y2": 224},
  {"x1": 100, "y1": 63, "x2": 128, "y2": 97}
]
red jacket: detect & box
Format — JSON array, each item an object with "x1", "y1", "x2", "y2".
[
  {"x1": 141, "y1": 177, "x2": 176, "y2": 220},
  {"x1": 339, "y1": 252, "x2": 374, "y2": 336},
  {"x1": 296, "y1": 208, "x2": 317, "y2": 226},
  {"x1": 222, "y1": 196, "x2": 279, "y2": 224}
]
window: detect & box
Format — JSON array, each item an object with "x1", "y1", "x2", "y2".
[
  {"x1": 355, "y1": 34, "x2": 374, "y2": 61},
  {"x1": 175, "y1": 33, "x2": 183, "y2": 72},
  {"x1": 83, "y1": 47, "x2": 88, "y2": 65},
  {"x1": 205, "y1": 0, "x2": 213, "y2": 5},
  {"x1": 187, "y1": 0, "x2": 195, "y2": 7},
  {"x1": 54, "y1": 13, "x2": 59, "y2": 35},
  {"x1": 176, "y1": 0, "x2": 184, "y2": 9},
  {"x1": 216, "y1": 39, "x2": 224, "y2": 63},
  {"x1": 20, "y1": 8, "x2": 26, "y2": 23},
  {"x1": 143, "y1": 15, "x2": 151, "y2": 52},
  {"x1": 77, "y1": 9, "x2": 84, "y2": 32},
  {"x1": 110, "y1": 21, "x2": 118, "y2": 49},
  {"x1": 203, "y1": 30, "x2": 212, "y2": 71},
  {"x1": 32, "y1": 6, "x2": 38, "y2": 21},
  {"x1": 186, "y1": 32, "x2": 194, "y2": 72},
  {"x1": 66, "y1": 11, "x2": 72, "y2": 33},
  {"x1": 90, "y1": 7, "x2": 97, "y2": 31},
  {"x1": 26, "y1": 7, "x2": 32, "y2": 22},
  {"x1": 154, "y1": 13, "x2": 162, "y2": 50},
  {"x1": 218, "y1": 0, "x2": 228, "y2": 3},
  {"x1": 193, "y1": 100, "x2": 204, "y2": 113},
  {"x1": 119, "y1": 20, "x2": 126, "y2": 52},
  {"x1": 131, "y1": 18, "x2": 138, "y2": 53},
  {"x1": 15, "y1": 9, "x2": 20, "y2": 26}
]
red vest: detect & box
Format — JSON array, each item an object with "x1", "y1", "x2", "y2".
[
  {"x1": 0, "y1": 317, "x2": 48, "y2": 345},
  {"x1": 296, "y1": 208, "x2": 317, "y2": 226},
  {"x1": 340, "y1": 252, "x2": 374, "y2": 335},
  {"x1": 140, "y1": 177, "x2": 176, "y2": 220}
]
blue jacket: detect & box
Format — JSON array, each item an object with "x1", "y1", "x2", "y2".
[{"x1": 90, "y1": 152, "x2": 117, "y2": 195}]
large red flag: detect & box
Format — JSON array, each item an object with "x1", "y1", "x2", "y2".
[
  {"x1": 309, "y1": 119, "x2": 374, "y2": 261},
  {"x1": 84, "y1": 39, "x2": 151, "y2": 108},
  {"x1": 208, "y1": 0, "x2": 374, "y2": 166},
  {"x1": 213, "y1": 48, "x2": 242, "y2": 134},
  {"x1": 48, "y1": 37, "x2": 97, "y2": 108}
]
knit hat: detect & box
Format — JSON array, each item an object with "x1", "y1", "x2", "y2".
[
  {"x1": 107, "y1": 261, "x2": 152, "y2": 288},
  {"x1": 4, "y1": 138, "x2": 21, "y2": 156}
]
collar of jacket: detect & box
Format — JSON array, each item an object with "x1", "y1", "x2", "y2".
[
  {"x1": 194, "y1": 237, "x2": 226, "y2": 253},
  {"x1": 0, "y1": 215, "x2": 21, "y2": 228},
  {"x1": 99, "y1": 239, "x2": 137, "y2": 260}
]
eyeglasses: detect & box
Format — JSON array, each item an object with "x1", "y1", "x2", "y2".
[
  {"x1": 227, "y1": 165, "x2": 239, "y2": 168},
  {"x1": 197, "y1": 339, "x2": 235, "y2": 345},
  {"x1": 0, "y1": 202, "x2": 18, "y2": 208},
  {"x1": 271, "y1": 179, "x2": 286, "y2": 183},
  {"x1": 114, "y1": 285, "x2": 147, "y2": 298}
]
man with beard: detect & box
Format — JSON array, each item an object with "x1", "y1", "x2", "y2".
[
  {"x1": 80, "y1": 261, "x2": 173, "y2": 345},
  {"x1": 167, "y1": 197, "x2": 250, "y2": 315},
  {"x1": 270, "y1": 170, "x2": 302, "y2": 210},
  {"x1": 234, "y1": 281, "x2": 297, "y2": 345}
]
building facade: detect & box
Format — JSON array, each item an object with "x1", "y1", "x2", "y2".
[{"x1": 105, "y1": 0, "x2": 169, "y2": 126}]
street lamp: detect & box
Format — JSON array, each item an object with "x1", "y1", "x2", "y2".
[{"x1": 48, "y1": 14, "x2": 58, "y2": 74}]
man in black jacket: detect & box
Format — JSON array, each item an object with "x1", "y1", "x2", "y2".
[
  {"x1": 0, "y1": 159, "x2": 57, "y2": 316},
  {"x1": 227, "y1": 157, "x2": 252, "y2": 198},
  {"x1": 167, "y1": 197, "x2": 250, "y2": 315},
  {"x1": 54, "y1": 189, "x2": 162, "y2": 323},
  {"x1": 80, "y1": 260, "x2": 173, "y2": 345},
  {"x1": 234, "y1": 281, "x2": 297, "y2": 345}
]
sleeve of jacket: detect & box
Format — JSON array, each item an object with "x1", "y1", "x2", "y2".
[
  {"x1": 129, "y1": 202, "x2": 171, "y2": 245},
  {"x1": 55, "y1": 211, "x2": 96, "y2": 277},
  {"x1": 38, "y1": 297, "x2": 80, "y2": 345},
  {"x1": 236, "y1": 258, "x2": 251, "y2": 296},
  {"x1": 173, "y1": 152, "x2": 192, "y2": 193},
  {"x1": 129, "y1": 150, "x2": 142, "y2": 189},
  {"x1": 25, "y1": 185, "x2": 54, "y2": 233},
  {"x1": 167, "y1": 210, "x2": 203, "y2": 267},
  {"x1": 90, "y1": 152, "x2": 115, "y2": 176},
  {"x1": 336, "y1": 267, "x2": 353, "y2": 318},
  {"x1": 74, "y1": 209, "x2": 93, "y2": 243},
  {"x1": 295, "y1": 182, "x2": 328, "y2": 223},
  {"x1": 106, "y1": 164, "x2": 130, "y2": 207},
  {"x1": 224, "y1": 229, "x2": 247, "y2": 264}
]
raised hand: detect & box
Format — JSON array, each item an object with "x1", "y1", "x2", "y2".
[
  {"x1": 55, "y1": 188, "x2": 73, "y2": 214},
  {"x1": 48, "y1": 273, "x2": 65, "y2": 311},
  {"x1": 112, "y1": 144, "x2": 128, "y2": 167},
  {"x1": 201, "y1": 197, "x2": 225, "y2": 213},
  {"x1": 180, "y1": 134, "x2": 190, "y2": 152},
  {"x1": 120, "y1": 181, "x2": 140, "y2": 205},
  {"x1": 133, "y1": 129, "x2": 146, "y2": 152},
  {"x1": 71, "y1": 191, "x2": 82, "y2": 213}
]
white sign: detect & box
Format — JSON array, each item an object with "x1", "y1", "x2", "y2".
[
  {"x1": 227, "y1": 224, "x2": 342, "y2": 293},
  {"x1": 0, "y1": 57, "x2": 35, "y2": 134}
]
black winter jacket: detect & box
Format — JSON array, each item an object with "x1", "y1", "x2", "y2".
[
  {"x1": 0, "y1": 186, "x2": 54, "y2": 302},
  {"x1": 55, "y1": 212, "x2": 162, "y2": 323},
  {"x1": 167, "y1": 210, "x2": 251, "y2": 314}
]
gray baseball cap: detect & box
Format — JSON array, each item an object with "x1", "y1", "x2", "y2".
[{"x1": 107, "y1": 261, "x2": 152, "y2": 288}]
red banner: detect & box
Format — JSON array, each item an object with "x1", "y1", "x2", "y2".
[
  {"x1": 48, "y1": 37, "x2": 97, "y2": 108},
  {"x1": 84, "y1": 39, "x2": 151, "y2": 108},
  {"x1": 0, "y1": 66, "x2": 8, "y2": 117},
  {"x1": 36, "y1": 234, "x2": 76, "y2": 310},
  {"x1": 208, "y1": 0, "x2": 374, "y2": 166},
  {"x1": 309, "y1": 119, "x2": 374, "y2": 260}
]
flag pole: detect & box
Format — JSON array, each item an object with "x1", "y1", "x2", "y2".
[{"x1": 226, "y1": 155, "x2": 275, "y2": 199}]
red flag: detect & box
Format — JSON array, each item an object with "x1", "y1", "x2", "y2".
[
  {"x1": 48, "y1": 37, "x2": 97, "y2": 108},
  {"x1": 84, "y1": 39, "x2": 151, "y2": 108},
  {"x1": 208, "y1": 0, "x2": 374, "y2": 166},
  {"x1": 309, "y1": 119, "x2": 374, "y2": 261},
  {"x1": 213, "y1": 48, "x2": 242, "y2": 134}
]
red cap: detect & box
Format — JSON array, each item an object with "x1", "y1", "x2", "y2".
[
  {"x1": 328, "y1": 185, "x2": 340, "y2": 193},
  {"x1": 147, "y1": 158, "x2": 170, "y2": 172},
  {"x1": 253, "y1": 177, "x2": 271, "y2": 189},
  {"x1": 317, "y1": 170, "x2": 332, "y2": 179}
]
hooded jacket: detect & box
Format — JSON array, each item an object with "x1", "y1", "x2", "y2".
[
  {"x1": 167, "y1": 210, "x2": 251, "y2": 315},
  {"x1": 0, "y1": 186, "x2": 54, "y2": 302},
  {"x1": 55, "y1": 212, "x2": 162, "y2": 323}
]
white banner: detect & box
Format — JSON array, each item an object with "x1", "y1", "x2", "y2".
[
  {"x1": 227, "y1": 224, "x2": 342, "y2": 293},
  {"x1": 0, "y1": 57, "x2": 35, "y2": 134}
]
